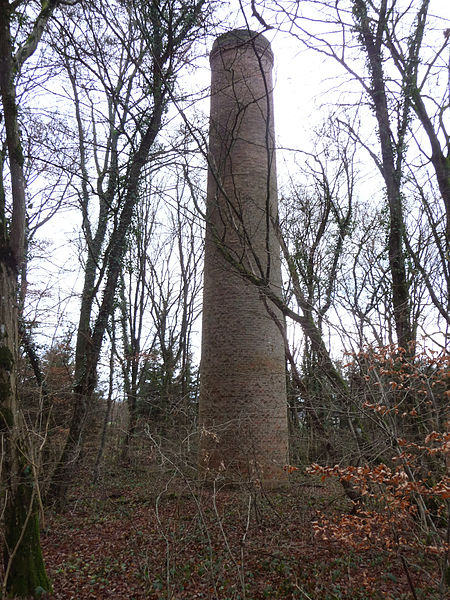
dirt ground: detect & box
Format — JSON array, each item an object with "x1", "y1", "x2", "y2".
[{"x1": 40, "y1": 464, "x2": 444, "y2": 600}]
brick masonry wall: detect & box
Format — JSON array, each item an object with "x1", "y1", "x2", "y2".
[{"x1": 199, "y1": 30, "x2": 289, "y2": 486}]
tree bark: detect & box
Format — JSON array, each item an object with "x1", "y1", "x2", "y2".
[
  {"x1": 353, "y1": 0, "x2": 413, "y2": 349},
  {"x1": 93, "y1": 319, "x2": 116, "y2": 484},
  {"x1": 0, "y1": 1, "x2": 55, "y2": 593}
]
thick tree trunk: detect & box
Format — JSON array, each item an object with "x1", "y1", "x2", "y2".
[
  {"x1": 0, "y1": 1, "x2": 53, "y2": 593},
  {"x1": 0, "y1": 265, "x2": 51, "y2": 598},
  {"x1": 3, "y1": 468, "x2": 51, "y2": 597}
]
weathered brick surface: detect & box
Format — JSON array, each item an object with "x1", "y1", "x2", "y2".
[{"x1": 199, "y1": 30, "x2": 288, "y2": 486}]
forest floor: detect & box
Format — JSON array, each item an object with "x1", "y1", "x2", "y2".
[{"x1": 40, "y1": 461, "x2": 445, "y2": 600}]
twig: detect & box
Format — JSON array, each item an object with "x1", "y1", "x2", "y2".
[
  {"x1": 441, "y1": 500, "x2": 450, "y2": 600},
  {"x1": 2, "y1": 485, "x2": 36, "y2": 599},
  {"x1": 400, "y1": 554, "x2": 419, "y2": 600},
  {"x1": 146, "y1": 430, "x2": 220, "y2": 599},
  {"x1": 293, "y1": 582, "x2": 314, "y2": 600},
  {"x1": 212, "y1": 480, "x2": 246, "y2": 599},
  {"x1": 240, "y1": 494, "x2": 252, "y2": 599}
]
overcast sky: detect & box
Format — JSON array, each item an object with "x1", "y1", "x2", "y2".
[{"x1": 29, "y1": 0, "x2": 450, "y2": 356}]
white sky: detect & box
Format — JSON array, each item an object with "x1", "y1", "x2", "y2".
[{"x1": 26, "y1": 0, "x2": 450, "y2": 365}]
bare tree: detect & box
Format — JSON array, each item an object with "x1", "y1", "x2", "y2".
[
  {"x1": 0, "y1": 0, "x2": 66, "y2": 594},
  {"x1": 248, "y1": 0, "x2": 449, "y2": 344},
  {"x1": 47, "y1": 0, "x2": 212, "y2": 507},
  {"x1": 120, "y1": 167, "x2": 203, "y2": 460}
]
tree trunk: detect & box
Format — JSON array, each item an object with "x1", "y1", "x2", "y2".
[
  {"x1": 119, "y1": 276, "x2": 141, "y2": 463},
  {"x1": 0, "y1": 233, "x2": 50, "y2": 599},
  {"x1": 93, "y1": 322, "x2": 116, "y2": 484},
  {"x1": 122, "y1": 396, "x2": 138, "y2": 462},
  {"x1": 353, "y1": 0, "x2": 414, "y2": 349},
  {"x1": 3, "y1": 465, "x2": 51, "y2": 597},
  {"x1": 0, "y1": 1, "x2": 53, "y2": 592}
]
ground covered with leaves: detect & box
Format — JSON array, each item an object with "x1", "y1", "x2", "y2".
[{"x1": 40, "y1": 465, "x2": 444, "y2": 600}]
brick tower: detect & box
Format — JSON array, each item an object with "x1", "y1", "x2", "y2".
[{"x1": 199, "y1": 30, "x2": 288, "y2": 486}]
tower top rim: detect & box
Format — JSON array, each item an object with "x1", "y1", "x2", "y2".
[{"x1": 210, "y1": 29, "x2": 273, "y2": 64}]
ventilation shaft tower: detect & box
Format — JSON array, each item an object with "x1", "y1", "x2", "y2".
[{"x1": 199, "y1": 30, "x2": 288, "y2": 486}]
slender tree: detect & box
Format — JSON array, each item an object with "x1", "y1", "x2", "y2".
[
  {"x1": 248, "y1": 0, "x2": 449, "y2": 344},
  {"x1": 120, "y1": 167, "x2": 202, "y2": 459}
]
